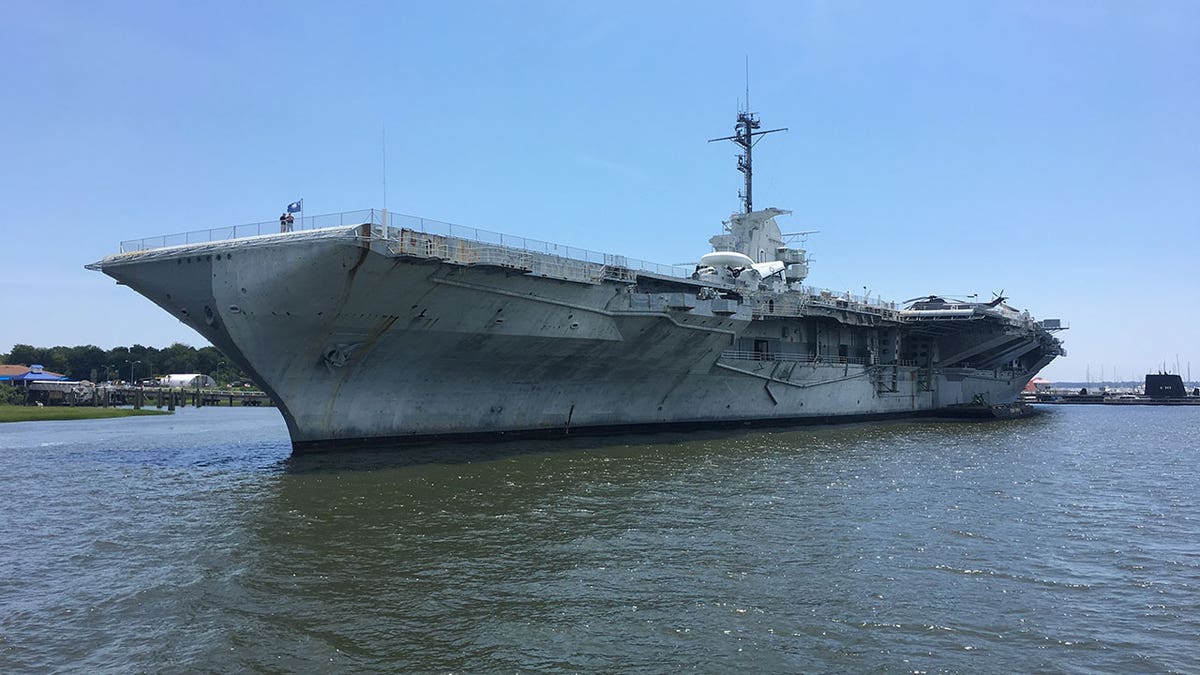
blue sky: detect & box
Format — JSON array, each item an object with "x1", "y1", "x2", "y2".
[{"x1": 2, "y1": 1, "x2": 1197, "y2": 382}]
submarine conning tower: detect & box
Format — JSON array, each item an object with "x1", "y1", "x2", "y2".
[{"x1": 1145, "y1": 373, "x2": 1186, "y2": 398}]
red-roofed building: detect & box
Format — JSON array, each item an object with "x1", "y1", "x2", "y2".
[{"x1": 1023, "y1": 376, "x2": 1051, "y2": 393}]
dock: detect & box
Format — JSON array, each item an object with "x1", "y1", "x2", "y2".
[
  {"x1": 107, "y1": 385, "x2": 271, "y2": 408},
  {"x1": 1031, "y1": 394, "x2": 1200, "y2": 406}
]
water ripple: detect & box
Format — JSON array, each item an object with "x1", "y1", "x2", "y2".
[{"x1": 1, "y1": 407, "x2": 1199, "y2": 672}]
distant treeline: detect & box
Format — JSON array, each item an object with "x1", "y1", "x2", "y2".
[{"x1": 2, "y1": 343, "x2": 250, "y2": 385}]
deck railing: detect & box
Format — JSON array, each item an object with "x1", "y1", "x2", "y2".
[
  {"x1": 119, "y1": 209, "x2": 381, "y2": 253},
  {"x1": 752, "y1": 293, "x2": 902, "y2": 320},
  {"x1": 720, "y1": 350, "x2": 874, "y2": 365},
  {"x1": 380, "y1": 212, "x2": 693, "y2": 279},
  {"x1": 117, "y1": 208, "x2": 695, "y2": 279},
  {"x1": 719, "y1": 351, "x2": 925, "y2": 367}
]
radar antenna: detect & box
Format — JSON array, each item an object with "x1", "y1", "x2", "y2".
[{"x1": 708, "y1": 72, "x2": 787, "y2": 214}]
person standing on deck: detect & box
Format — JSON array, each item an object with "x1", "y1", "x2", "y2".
[{"x1": 284, "y1": 199, "x2": 302, "y2": 231}]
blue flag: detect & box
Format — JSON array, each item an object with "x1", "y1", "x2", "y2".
[{"x1": 287, "y1": 200, "x2": 303, "y2": 213}]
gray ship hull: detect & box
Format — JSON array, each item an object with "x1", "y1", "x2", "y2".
[{"x1": 91, "y1": 219, "x2": 1063, "y2": 452}]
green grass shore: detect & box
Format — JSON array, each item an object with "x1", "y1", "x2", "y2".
[{"x1": 0, "y1": 405, "x2": 172, "y2": 423}]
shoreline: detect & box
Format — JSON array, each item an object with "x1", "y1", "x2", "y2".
[{"x1": 0, "y1": 405, "x2": 173, "y2": 423}]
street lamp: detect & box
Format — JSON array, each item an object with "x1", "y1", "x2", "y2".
[{"x1": 125, "y1": 359, "x2": 141, "y2": 386}]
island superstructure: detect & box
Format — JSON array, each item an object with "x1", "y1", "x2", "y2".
[{"x1": 88, "y1": 109, "x2": 1066, "y2": 452}]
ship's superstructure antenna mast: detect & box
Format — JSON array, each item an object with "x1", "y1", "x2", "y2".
[
  {"x1": 382, "y1": 124, "x2": 388, "y2": 211},
  {"x1": 708, "y1": 71, "x2": 787, "y2": 214},
  {"x1": 745, "y1": 56, "x2": 751, "y2": 112}
]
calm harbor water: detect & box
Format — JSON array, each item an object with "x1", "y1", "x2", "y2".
[{"x1": 1, "y1": 405, "x2": 1198, "y2": 673}]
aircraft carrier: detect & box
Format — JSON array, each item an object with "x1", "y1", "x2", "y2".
[{"x1": 88, "y1": 109, "x2": 1066, "y2": 452}]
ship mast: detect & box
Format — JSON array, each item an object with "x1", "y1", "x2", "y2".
[{"x1": 708, "y1": 104, "x2": 787, "y2": 213}]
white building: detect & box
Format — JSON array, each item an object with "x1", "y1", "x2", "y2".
[{"x1": 159, "y1": 374, "x2": 216, "y2": 388}]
